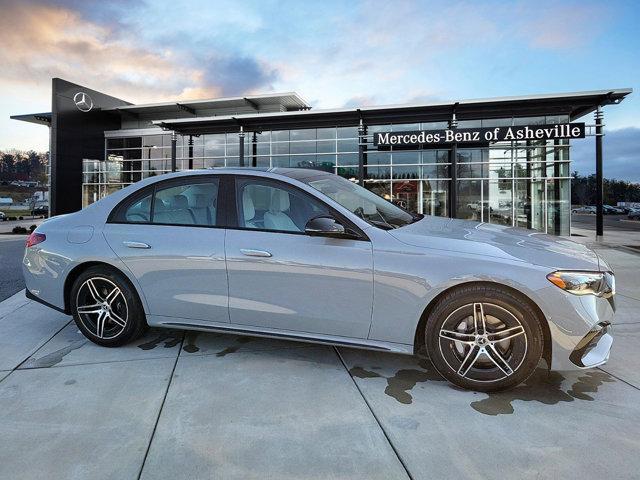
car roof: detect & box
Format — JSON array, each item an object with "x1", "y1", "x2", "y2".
[{"x1": 145, "y1": 167, "x2": 334, "y2": 182}]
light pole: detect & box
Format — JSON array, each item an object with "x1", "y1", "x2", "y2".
[{"x1": 595, "y1": 106, "x2": 604, "y2": 240}]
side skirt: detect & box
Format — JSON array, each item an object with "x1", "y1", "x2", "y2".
[{"x1": 149, "y1": 315, "x2": 414, "y2": 355}]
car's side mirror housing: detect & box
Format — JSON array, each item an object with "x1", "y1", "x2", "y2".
[{"x1": 305, "y1": 215, "x2": 349, "y2": 238}]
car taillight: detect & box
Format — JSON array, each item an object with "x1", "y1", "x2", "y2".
[{"x1": 26, "y1": 232, "x2": 46, "y2": 248}]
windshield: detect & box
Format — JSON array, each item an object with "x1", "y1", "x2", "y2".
[{"x1": 300, "y1": 174, "x2": 420, "y2": 229}]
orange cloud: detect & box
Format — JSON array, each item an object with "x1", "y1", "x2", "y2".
[{"x1": 0, "y1": 1, "x2": 243, "y2": 103}]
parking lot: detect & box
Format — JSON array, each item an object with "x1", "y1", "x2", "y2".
[
  {"x1": 572, "y1": 212, "x2": 640, "y2": 232},
  {"x1": 0, "y1": 245, "x2": 639, "y2": 479}
]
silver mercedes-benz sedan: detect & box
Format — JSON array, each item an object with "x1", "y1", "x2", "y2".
[{"x1": 23, "y1": 168, "x2": 615, "y2": 391}]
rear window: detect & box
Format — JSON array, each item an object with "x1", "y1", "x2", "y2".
[
  {"x1": 123, "y1": 193, "x2": 152, "y2": 223},
  {"x1": 111, "y1": 177, "x2": 219, "y2": 227}
]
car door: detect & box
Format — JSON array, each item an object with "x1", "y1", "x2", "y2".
[
  {"x1": 103, "y1": 176, "x2": 229, "y2": 324},
  {"x1": 225, "y1": 175, "x2": 374, "y2": 339}
]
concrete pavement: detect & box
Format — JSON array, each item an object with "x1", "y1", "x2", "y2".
[
  {"x1": 140, "y1": 347, "x2": 408, "y2": 480},
  {"x1": 570, "y1": 225, "x2": 640, "y2": 250},
  {"x1": 0, "y1": 245, "x2": 638, "y2": 479}
]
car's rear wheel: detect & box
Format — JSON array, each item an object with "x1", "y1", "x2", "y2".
[
  {"x1": 70, "y1": 266, "x2": 147, "y2": 347},
  {"x1": 425, "y1": 284, "x2": 544, "y2": 392}
]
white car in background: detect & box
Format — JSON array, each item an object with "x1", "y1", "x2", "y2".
[
  {"x1": 571, "y1": 206, "x2": 596, "y2": 214},
  {"x1": 628, "y1": 209, "x2": 640, "y2": 221}
]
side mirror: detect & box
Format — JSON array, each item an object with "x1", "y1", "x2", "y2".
[{"x1": 305, "y1": 215, "x2": 347, "y2": 238}]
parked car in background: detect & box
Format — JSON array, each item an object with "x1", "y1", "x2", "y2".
[
  {"x1": 31, "y1": 205, "x2": 48, "y2": 216},
  {"x1": 571, "y1": 206, "x2": 596, "y2": 214},
  {"x1": 605, "y1": 205, "x2": 625, "y2": 214},
  {"x1": 0, "y1": 211, "x2": 5, "y2": 221},
  {"x1": 628, "y1": 209, "x2": 640, "y2": 221},
  {"x1": 23, "y1": 168, "x2": 616, "y2": 392}
]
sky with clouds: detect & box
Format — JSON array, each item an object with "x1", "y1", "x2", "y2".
[{"x1": 1, "y1": 0, "x2": 639, "y2": 180}]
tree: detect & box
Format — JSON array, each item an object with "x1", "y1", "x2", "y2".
[
  {"x1": 0, "y1": 152, "x2": 16, "y2": 176},
  {"x1": 572, "y1": 171, "x2": 640, "y2": 205},
  {"x1": 0, "y1": 149, "x2": 49, "y2": 182}
]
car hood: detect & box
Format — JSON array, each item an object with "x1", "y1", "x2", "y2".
[{"x1": 389, "y1": 216, "x2": 601, "y2": 271}]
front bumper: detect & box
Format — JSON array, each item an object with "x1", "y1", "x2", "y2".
[
  {"x1": 537, "y1": 284, "x2": 615, "y2": 371},
  {"x1": 569, "y1": 321, "x2": 613, "y2": 368}
]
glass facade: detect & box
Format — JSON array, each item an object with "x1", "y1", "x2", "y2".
[{"x1": 84, "y1": 114, "x2": 571, "y2": 235}]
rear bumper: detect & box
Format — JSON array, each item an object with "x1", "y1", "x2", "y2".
[{"x1": 25, "y1": 288, "x2": 67, "y2": 314}]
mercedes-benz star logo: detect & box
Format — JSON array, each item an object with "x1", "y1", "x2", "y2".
[{"x1": 73, "y1": 92, "x2": 94, "y2": 112}]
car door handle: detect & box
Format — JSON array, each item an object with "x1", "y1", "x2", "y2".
[
  {"x1": 240, "y1": 248, "x2": 272, "y2": 258},
  {"x1": 123, "y1": 241, "x2": 151, "y2": 249}
]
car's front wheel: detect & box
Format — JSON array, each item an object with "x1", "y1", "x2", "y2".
[
  {"x1": 70, "y1": 266, "x2": 147, "y2": 347},
  {"x1": 425, "y1": 284, "x2": 544, "y2": 392}
]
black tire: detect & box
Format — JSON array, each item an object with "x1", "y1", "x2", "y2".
[
  {"x1": 70, "y1": 265, "x2": 147, "y2": 347},
  {"x1": 425, "y1": 284, "x2": 544, "y2": 392}
]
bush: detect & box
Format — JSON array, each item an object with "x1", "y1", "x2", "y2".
[
  {"x1": 18, "y1": 216, "x2": 23, "y2": 220},
  {"x1": 8, "y1": 216, "x2": 17, "y2": 221},
  {"x1": 12, "y1": 226, "x2": 28, "y2": 234},
  {"x1": 29, "y1": 224, "x2": 37, "y2": 232}
]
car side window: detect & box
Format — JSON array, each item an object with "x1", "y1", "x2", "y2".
[
  {"x1": 237, "y1": 179, "x2": 328, "y2": 233},
  {"x1": 152, "y1": 180, "x2": 219, "y2": 226},
  {"x1": 124, "y1": 193, "x2": 152, "y2": 223},
  {"x1": 114, "y1": 178, "x2": 220, "y2": 226}
]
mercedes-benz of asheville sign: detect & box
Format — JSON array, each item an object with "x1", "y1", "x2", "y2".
[{"x1": 373, "y1": 123, "x2": 585, "y2": 147}]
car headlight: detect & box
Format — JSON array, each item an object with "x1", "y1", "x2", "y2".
[{"x1": 546, "y1": 271, "x2": 615, "y2": 298}]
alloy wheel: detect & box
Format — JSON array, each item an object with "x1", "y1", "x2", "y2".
[
  {"x1": 438, "y1": 302, "x2": 527, "y2": 383},
  {"x1": 75, "y1": 277, "x2": 128, "y2": 339}
]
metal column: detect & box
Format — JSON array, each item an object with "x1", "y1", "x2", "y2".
[
  {"x1": 450, "y1": 143, "x2": 458, "y2": 218},
  {"x1": 358, "y1": 121, "x2": 366, "y2": 186},
  {"x1": 553, "y1": 139, "x2": 561, "y2": 235},
  {"x1": 188, "y1": 135, "x2": 194, "y2": 170},
  {"x1": 170, "y1": 131, "x2": 177, "y2": 172},
  {"x1": 449, "y1": 112, "x2": 458, "y2": 218},
  {"x1": 239, "y1": 127, "x2": 245, "y2": 167},
  {"x1": 525, "y1": 140, "x2": 532, "y2": 230},
  {"x1": 595, "y1": 106, "x2": 604, "y2": 240},
  {"x1": 252, "y1": 131, "x2": 258, "y2": 167}
]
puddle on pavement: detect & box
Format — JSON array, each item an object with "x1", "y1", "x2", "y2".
[
  {"x1": 182, "y1": 331, "x2": 200, "y2": 353},
  {"x1": 567, "y1": 370, "x2": 616, "y2": 401},
  {"x1": 137, "y1": 330, "x2": 183, "y2": 350},
  {"x1": 216, "y1": 336, "x2": 253, "y2": 357},
  {"x1": 350, "y1": 357, "x2": 616, "y2": 414},
  {"x1": 22, "y1": 339, "x2": 87, "y2": 368},
  {"x1": 470, "y1": 368, "x2": 616, "y2": 415},
  {"x1": 350, "y1": 359, "x2": 444, "y2": 405}
]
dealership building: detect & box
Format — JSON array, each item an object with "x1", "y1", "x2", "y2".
[{"x1": 11, "y1": 79, "x2": 631, "y2": 236}]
